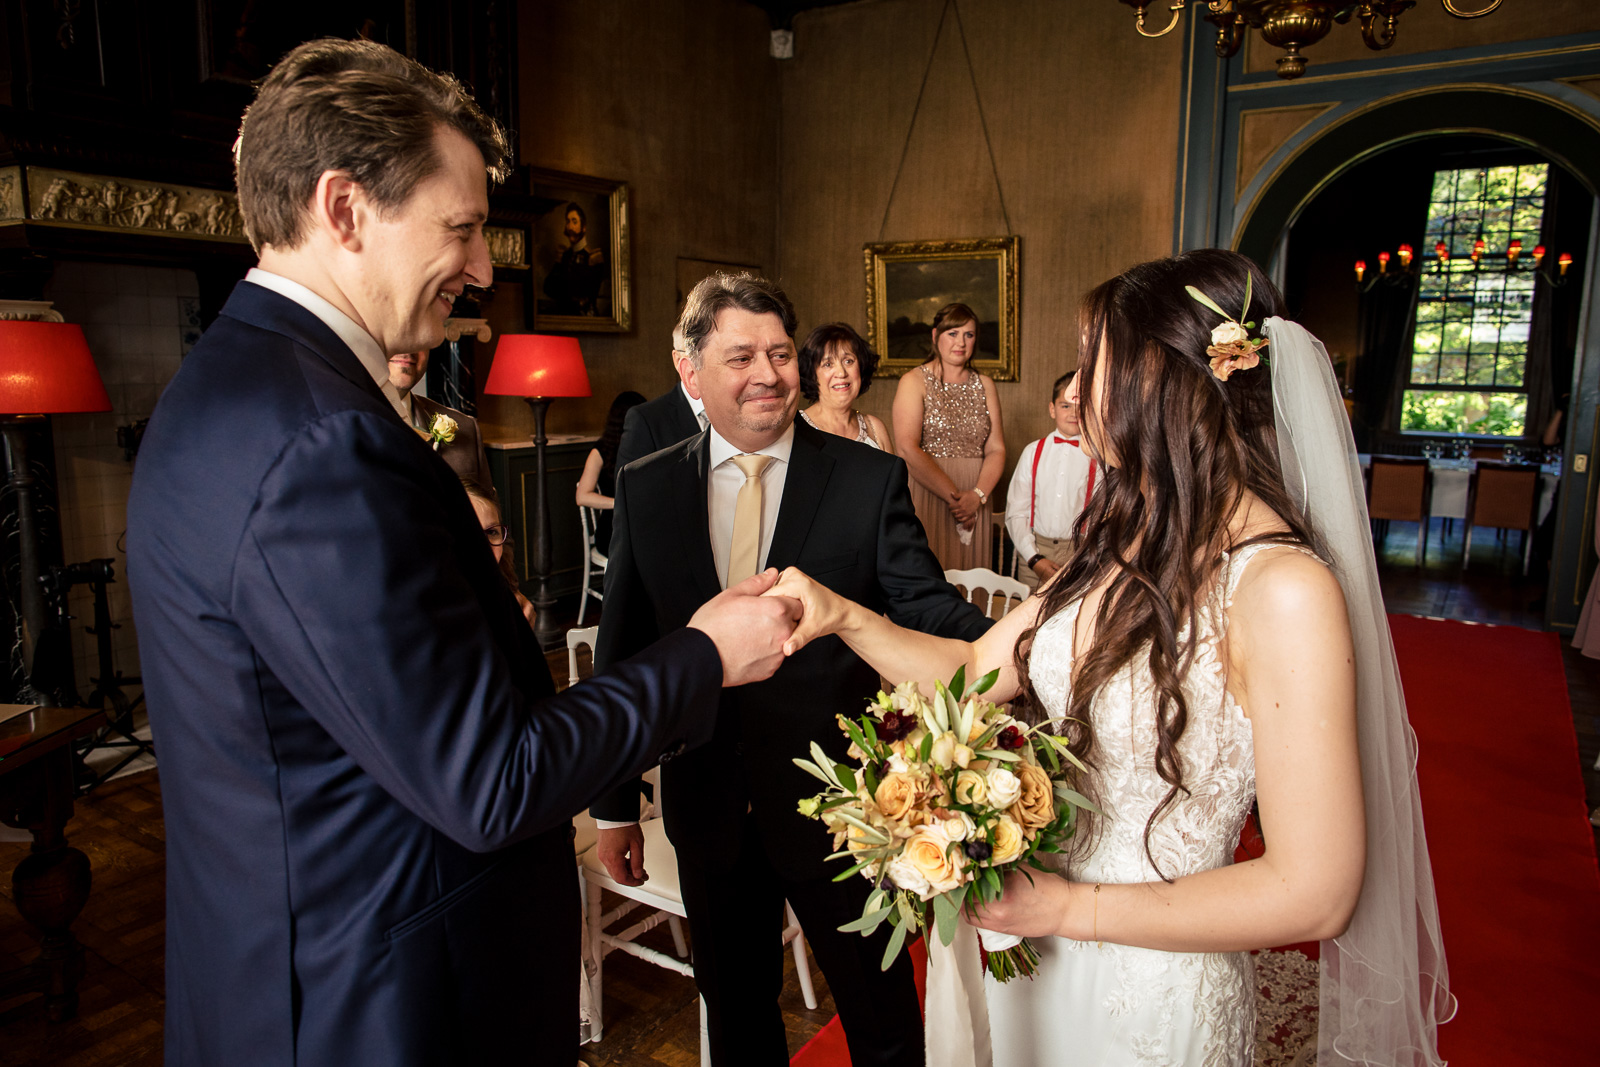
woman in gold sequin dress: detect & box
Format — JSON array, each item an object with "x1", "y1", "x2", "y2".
[{"x1": 892, "y1": 302, "x2": 1006, "y2": 569}]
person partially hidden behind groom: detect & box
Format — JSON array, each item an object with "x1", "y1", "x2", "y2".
[
  {"x1": 593, "y1": 273, "x2": 993, "y2": 1065},
  {"x1": 125, "y1": 40, "x2": 799, "y2": 1067}
]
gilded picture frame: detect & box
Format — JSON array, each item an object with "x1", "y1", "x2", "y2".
[
  {"x1": 864, "y1": 235, "x2": 1020, "y2": 382},
  {"x1": 529, "y1": 167, "x2": 632, "y2": 333}
]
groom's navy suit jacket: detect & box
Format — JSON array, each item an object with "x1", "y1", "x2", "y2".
[
  {"x1": 127, "y1": 282, "x2": 722, "y2": 1065},
  {"x1": 591, "y1": 420, "x2": 991, "y2": 877}
]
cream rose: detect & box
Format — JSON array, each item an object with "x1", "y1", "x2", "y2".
[
  {"x1": 1011, "y1": 762, "x2": 1056, "y2": 830},
  {"x1": 1210, "y1": 320, "x2": 1248, "y2": 347},
  {"x1": 886, "y1": 851, "x2": 932, "y2": 898},
  {"x1": 901, "y1": 823, "x2": 964, "y2": 898},
  {"x1": 941, "y1": 811, "x2": 976, "y2": 843},
  {"x1": 875, "y1": 772, "x2": 918, "y2": 821},
  {"x1": 985, "y1": 766, "x2": 1022, "y2": 809},
  {"x1": 990, "y1": 814, "x2": 1025, "y2": 865},
  {"x1": 429, "y1": 413, "x2": 458, "y2": 442},
  {"x1": 953, "y1": 769, "x2": 988, "y2": 807}
]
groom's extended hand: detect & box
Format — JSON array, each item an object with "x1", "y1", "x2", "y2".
[{"x1": 689, "y1": 569, "x2": 801, "y2": 686}]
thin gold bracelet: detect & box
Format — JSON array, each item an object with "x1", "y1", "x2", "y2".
[{"x1": 1092, "y1": 883, "x2": 1102, "y2": 946}]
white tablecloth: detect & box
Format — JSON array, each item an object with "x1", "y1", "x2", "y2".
[{"x1": 1358, "y1": 455, "x2": 1559, "y2": 523}]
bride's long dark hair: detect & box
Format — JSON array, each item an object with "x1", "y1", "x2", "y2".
[{"x1": 1017, "y1": 249, "x2": 1322, "y2": 878}]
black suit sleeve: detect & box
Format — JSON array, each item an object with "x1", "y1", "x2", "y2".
[
  {"x1": 232, "y1": 410, "x2": 717, "y2": 851},
  {"x1": 589, "y1": 462, "x2": 668, "y2": 822},
  {"x1": 873, "y1": 456, "x2": 994, "y2": 641}
]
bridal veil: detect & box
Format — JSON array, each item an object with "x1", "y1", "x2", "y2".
[{"x1": 1264, "y1": 316, "x2": 1455, "y2": 1065}]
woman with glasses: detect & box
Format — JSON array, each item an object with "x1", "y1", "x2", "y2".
[{"x1": 464, "y1": 479, "x2": 536, "y2": 627}]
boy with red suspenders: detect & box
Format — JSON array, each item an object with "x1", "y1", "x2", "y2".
[{"x1": 1004, "y1": 371, "x2": 1097, "y2": 590}]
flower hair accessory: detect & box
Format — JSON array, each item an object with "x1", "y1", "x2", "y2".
[{"x1": 1186, "y1": 275, "x2": 1268, "y2": 382}]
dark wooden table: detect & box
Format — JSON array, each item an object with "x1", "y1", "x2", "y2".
[{"x1": 0, "y1": 703, "x2": 107, "y2": 1020}]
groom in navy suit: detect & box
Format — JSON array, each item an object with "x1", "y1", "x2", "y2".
[{"x1": 127, "y1": 41, "x2": 797, "y2": 1066}]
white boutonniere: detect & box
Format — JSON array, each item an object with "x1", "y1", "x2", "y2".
[{"x1": 426, "y1": 413, "x2": 459, "y2": 451}]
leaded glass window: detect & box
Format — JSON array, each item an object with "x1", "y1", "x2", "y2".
[{"x1": 1402, "y1": 163, "x2": 1547, "y2": 437}]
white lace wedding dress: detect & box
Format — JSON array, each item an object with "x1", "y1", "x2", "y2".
[{"x1": 985, "y1": 543, "x2": 1290, "y2": 1067}]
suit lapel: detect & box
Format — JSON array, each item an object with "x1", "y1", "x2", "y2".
[
  {"x1": 672, "y1": 433, "x2": 722, "y2": 601},
  {"x1": 767, "y1": 421, "x2": 833, "y2": 571}
]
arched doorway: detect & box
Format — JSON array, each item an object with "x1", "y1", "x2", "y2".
[{"x1": 1231, "y1": 86, "x2": 1600, "y2": 628}]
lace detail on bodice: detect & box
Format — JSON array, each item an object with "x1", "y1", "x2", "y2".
[{"x1": 1017, "y1": 541, "x2": 1307, "y2": 1066}]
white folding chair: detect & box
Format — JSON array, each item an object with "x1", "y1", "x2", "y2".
[
  {"x1": 578, "y1": 506, "x2": 608, "y2": 625},
  {"x1": 565, "y1": 625, "x2": 598, "y2": 692},
  {"x1": 945, "y1": 566, "x2": 1030, "y2": 619}
]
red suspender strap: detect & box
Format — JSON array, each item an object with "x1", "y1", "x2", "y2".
[
  {"x1": 1029, "y1": 438, "x2": 1048, "y2": 530},
  {"x1": 1084, "y1": 460, "x2": 1096, "y2": 510}
]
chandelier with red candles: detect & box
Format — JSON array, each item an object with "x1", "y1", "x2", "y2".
[{"x1": 1354, "y1": 239, "x2": 1575, "y2": 290}]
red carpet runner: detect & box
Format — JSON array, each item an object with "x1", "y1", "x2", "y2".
[{"x1": 790, "y1": 615, "x2": 1600, "y2": 1065}]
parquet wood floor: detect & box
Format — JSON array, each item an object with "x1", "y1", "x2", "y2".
[{"x1": 3, "y1": 527, "x2": 1596, "y2": 1064}]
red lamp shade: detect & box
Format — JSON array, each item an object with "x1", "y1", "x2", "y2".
[
  {"x1": 483, "y1": 334, "x2": 592, "y2": 399},
  {"x1": 0, "y1": 321, "x2": 111, "y2": 415}
]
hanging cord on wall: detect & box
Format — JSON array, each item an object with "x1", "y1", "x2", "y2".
[{"x1": 878, "y1": 0, "x2": 1012, "y2": 240}]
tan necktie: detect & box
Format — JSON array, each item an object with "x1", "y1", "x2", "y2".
[{"x1": 727, "y1": 453, "x2": 773, "y2": 586}]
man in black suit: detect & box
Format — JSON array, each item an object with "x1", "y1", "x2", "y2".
[
  {"x1": 126, "y1": 41, "x2": 797, "y2": 1066},
  {"x1": 592, "y1": 273, "x2": 991, "y2": 1065},
  {"x1": 613, "y1": 327, "x2": 705, "y2": 474}
]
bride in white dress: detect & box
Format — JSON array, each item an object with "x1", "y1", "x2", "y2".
[{"x1": 768, "y1": 250, "x2": 1451, "y2": 1066}]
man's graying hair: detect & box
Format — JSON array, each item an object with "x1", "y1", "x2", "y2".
[{"x1": 675, "y1": 273, "x2": 798, "y2": 367}]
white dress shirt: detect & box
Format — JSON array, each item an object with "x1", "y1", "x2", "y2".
[
  {"x1": 707, "y1": 422, "x2": 793, "y2": 589},
  {"x1": 1004, "y1": 434, "x2": 1096, "y2": 562},
  {"x1": 681, "y1": 382, "x2": 708, "y2": 430},
  {"x1": 245, "y1": 268, "x2": 411, "y2": 422}
]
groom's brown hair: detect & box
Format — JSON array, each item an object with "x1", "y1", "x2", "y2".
[{"x1": 235, "y1": 38, "x2": 511, "y2": 254}]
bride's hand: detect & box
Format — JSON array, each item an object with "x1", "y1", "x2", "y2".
[
  {"x1": 763, "y1": 567, "x2": 850, "y2": 656},
  {"x1": 967, "y1": 869, "x2": 1076, "y2": 940}
]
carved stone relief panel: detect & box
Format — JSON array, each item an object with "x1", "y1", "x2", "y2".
[
  {"x1": 485, "y1": 226, "x2": 528, "y2": 269},
  {"x1": 0, "y1": 167, "x2": 24, "y2": 222},
  {"x1": 25, "y1": 167, "x2": 248, "y2": 243}
]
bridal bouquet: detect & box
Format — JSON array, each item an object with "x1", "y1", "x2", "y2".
[{"x1": 795, "y1": 668, "x2": 1094, "y2": 981}]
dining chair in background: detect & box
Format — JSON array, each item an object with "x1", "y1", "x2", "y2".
[
  {"x1": 1366, "y1": 456, "x2": 1433, "y2": 566},
  {"x1": 1463, "y1": 460, "x2": 1540, "y2": 574}
]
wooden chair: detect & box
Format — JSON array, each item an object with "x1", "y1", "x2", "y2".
[
  {"x1": 1463, "y1": 460, "x2": 1540, "y2": 574},
  {"x1": 944, "y1": 566, "x2": 1030, "y2": 619},
  {"x1": 1366, "y1": 456, "x2": 1432, "y2": 566},
  {"x1": 578, "y1": 506, "x2": 608, "y2": 625}
]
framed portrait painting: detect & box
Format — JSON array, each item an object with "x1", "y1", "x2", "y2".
[
  {"x1": 529, "y1": 167, "x2": 632, "y2": 333},
  {"x1": 863, "y1": 235, "x2": 1020, "y2": 382}
]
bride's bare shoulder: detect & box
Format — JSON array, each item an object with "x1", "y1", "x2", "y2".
[{"x1": 1230, "y1": 543, "x2": 1347, "y2": 635}]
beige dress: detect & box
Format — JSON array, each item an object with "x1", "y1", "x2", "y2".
[{"x1": 910, "y1": 364, "x2": 992, "y2": 570}]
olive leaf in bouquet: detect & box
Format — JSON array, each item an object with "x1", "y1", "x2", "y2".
[{"x1": 794, "y1": 665, "x2": 1097, "y2": 982}]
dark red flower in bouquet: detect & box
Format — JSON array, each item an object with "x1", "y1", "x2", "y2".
[
  {"x1": 996, "y1": 725, "x2": 1027, "y2": 751},
  {"x1": 879, "y1": 710, "x2": 914, "y2": 741}
]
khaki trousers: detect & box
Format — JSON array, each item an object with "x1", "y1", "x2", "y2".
[{"x1": 1018, "y1": 532, "x2": 1075, "y2": 591}]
